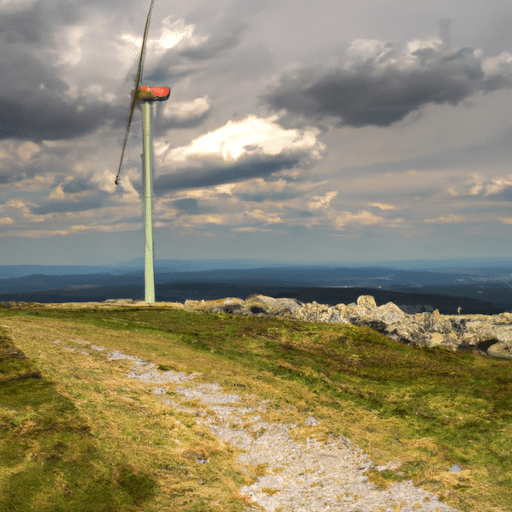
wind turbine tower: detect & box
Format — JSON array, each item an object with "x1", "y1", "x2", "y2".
[{"x1": 114, "y1": 0, "x2": 170, "y2": 303}]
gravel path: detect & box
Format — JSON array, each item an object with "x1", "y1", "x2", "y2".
[{"x1": 62, "y1": 338, "x2": 458, "y2": 512}]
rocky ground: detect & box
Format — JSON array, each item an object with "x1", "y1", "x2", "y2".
[
  {"x1": 183, "y1": 294, "x2": 512, "y2": 360},
  {"x1": 56, "y1": 336, "x2": 458, "y2": 512}
]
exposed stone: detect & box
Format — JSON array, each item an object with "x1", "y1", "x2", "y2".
[
  {"x1": 487, "y1": 341, "x2": 512, "y2": 359},
  {"x1": 192, "y1": 295, "x2": 304, "y2": 317},
  {"x1": 183, "y1": 294, "x2": 512, "y2": 360},
  {"x1": 244, "y1": 295, "x2": 303, "y2": 316},
  {"x1": 184, "y1": 297, "x2": 245, "y2": 314},
  {"x1": 357, "y1": 295, "x2": 377, "y2": 308}
]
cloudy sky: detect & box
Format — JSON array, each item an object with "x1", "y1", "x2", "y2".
[{"x1": 1, "y1": 0, "x2": 512, "y2": 265}]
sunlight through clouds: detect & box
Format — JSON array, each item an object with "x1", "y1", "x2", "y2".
[
  {"x1": 335, "y1": 211, "x2": 386, "y2": 229},
  {"x1": 447, "y1": 174, "x2": 512, "y2": 198},
  {"x1": 246, "y1": 209, "x2": 283, "y2": 224},
  {"x1": 308, "y1": 191, "x2": 338, "y2": 210},
  {"x1": 16, "y1": 142, "x2": 41, "y2": 162},
  {"x1": 484, "y1": 177, "x2": 512, "y2": 196},
  {"x1": 158, "y1": 16, "x2": 197, "y2": 49},
  {"x1": 120, "y1": 16, "x2": 201, "y2": 53},
  {"x1": 157, "y1": 97, "x2": 211, "y2": 127},
  {"x1": 152, "y1": 115, "x2": 325, "y2": 193},
  {"x1": 162, "y1": 114, "x2": 324, "y2": 164},
  {"x1": 2, "y1": 0, "x2": 512, "y2": 263},
  {"x1": 368, "y1": 202, "x2": 399, "y2": 211}
]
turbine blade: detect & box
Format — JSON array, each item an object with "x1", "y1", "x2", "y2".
[
  {"x1": 115, "y1": 0, "x2": 156, "y2": 186},
  {"x1": 136, "y1": 0, "x2": 156, "y2": 92},
  {"x1": 114, "y1": 102, "x2": 136, "y2": 186}
]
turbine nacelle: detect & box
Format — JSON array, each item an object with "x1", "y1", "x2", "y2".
[{"x1": 137, "y1": 84, "x2": 171, "y2": 101}]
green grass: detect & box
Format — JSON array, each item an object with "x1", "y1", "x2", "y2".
[
  {"x1": 0, "y1": 328, "x2": 156, "y2": 512},
  {"x1": 1, "y1": 302, "x2": 512, "y2": 511}
]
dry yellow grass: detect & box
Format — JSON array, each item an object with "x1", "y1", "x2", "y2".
[
  {"x1": 1, "y1": 315, "x2": 260, "y2": 511},
  {"x1": 2, "y1": 303, "x2": 511, "y2": 511}
]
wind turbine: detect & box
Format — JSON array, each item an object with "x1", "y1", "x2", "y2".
[{"x1": 114, "y1": 0, "x2": 170, "y2": 303}]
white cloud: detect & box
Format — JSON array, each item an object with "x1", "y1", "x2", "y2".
[
  {"x1": 56, "y1": 25, "x2": 86, "y2": 67},
  {"x1": 162, "y1": 114, "x2": 324, "y2": 165},
  {"x1": 335, "y1": 210, "x2": 385, "y2": 229},
  {"x1": 345, "y1": 37, "x2": 444, "y2": 71},
  {"x1": 424, "y1": 214, "x2": 466, "y2": 223},
  {"x1": 470, "y1": 180, "x2": 484, "y2": 196},
  {"x1": 158, "y1": 97, "x2": 211, "y2": 125},
  {"x1": 341, "y1": 37, "x2": 443, "y2": 71},
  {"x1": 16, "y1": 142, "x2": 41, "y2": 162},
  {"x1": 308, "y1": 191, "x2": 338, "y2": 210},
  {"x1": 215, "y1": 183, "x2": 236, "y2": 195},
  {"x1": 484, "y1": 177, "x2": 512, "y2": 196},
  {"x1": 49, "y1": 185, "x2": 66, "y2": 200},
  {"x1": 346, "y1": 39, "x2": 390, "y2": 62},
  {"x1": 156, "y1": 16, "x2": 198, "y2": 50},
  {"x1": 265, "y1": 36, "x2": 512, "y2": 129},
  {"x1": 3, "y1": 199, "x2": 25, "y2": 209},
  {"x1": 406, "y1": 38, "x2": 444, "y2": 54},
  {"x1": 0, "y1": 198, "x2": 53, "y2": 225},
  {"x1": 175, "y1": 213, "x2": 228, "y2": 227},
  {"x1": 120, "y1": 16, "x2": 203, "y2": 54},
  {"x1": 482, "y1": 52, "x2": 512, "y2": 76},
  {"x1": 246, "y1": 209, "x2": 283, "y2": 224},
  {"x1": 368, "y1": 202, "x2": 398, "y2": 211},
  {"x1": 115, "y1": 168, "x2": 142, "y2": 204},
  {"x1": 448, "y1": 174, "x2": 512, "y2": 198},
  {"x1": 91, "y1": 169, "x2": 117, "y2": 194}
]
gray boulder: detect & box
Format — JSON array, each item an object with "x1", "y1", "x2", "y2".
[
  {"x1": 184, "y1": 294, "x2": 512, "y2": 360},
  {"x1": 244, "y1": 295, "x2": 303, "y2": 316}
]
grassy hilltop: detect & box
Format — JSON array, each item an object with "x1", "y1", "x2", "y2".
[{"x1": 0, "y1": 302, "x2": 511, "y2": 511}]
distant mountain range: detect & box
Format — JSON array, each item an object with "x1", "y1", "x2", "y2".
[
  {"x1": 1, "y1": 258, "x2": 512, "y2": 315},
  {"x1": 0, "y1": 258, "x2": 286, "y2": 279}
]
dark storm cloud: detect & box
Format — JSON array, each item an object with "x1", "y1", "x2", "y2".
[
  {"x1": 497, "y1": 186, "x2": 512, "y2": 202},
  {"x1": 0, "y1": 1, "x2": 130, "y2": 141},
  {"x1": 298, "y1": 211, "x2": 315, "y2": 218},
  {"x1": 178, "y1": 19, "x2": 246, "y2": 61},
  {"x1": 62, "y1": 179, "x2": 95, "y2": 194},
  {"x1": 0, "y1": 0, "x2": 247, "y2": 142},
  {"x1": 143, "y1": 60, "x2": 193, "y2": 83},
  {"x1": 141, "y1": 15, "x2": 247, "y2": 86},
  {"x1": 154, "y1": 107, "x2": 211, "y2": 131},
  {"x1": 0, "y1": 0, "x2": 80, "y2": 44},
  {"x1": 263, "y1": 45, "x2": 512, "y2": 127},
  {"x1": 0, "y1": 96, "x2": 123, "y2": 141},
  {"x1": 154, "y1": 155, "x2": 300, "y2": 193},
  {"x1": 171, "y1": 198, "x2": 200, "y2": 213},
  {"x1": 158, "y1": 111, "x2": 210, "y2": 130},
  {"x1": 486, "y1": 186, "x2": 512, "y2": 201}
]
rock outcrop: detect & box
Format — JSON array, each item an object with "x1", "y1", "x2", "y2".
[{"x1": 184, "y1": 294, "x2": 512, "y2": 360}]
